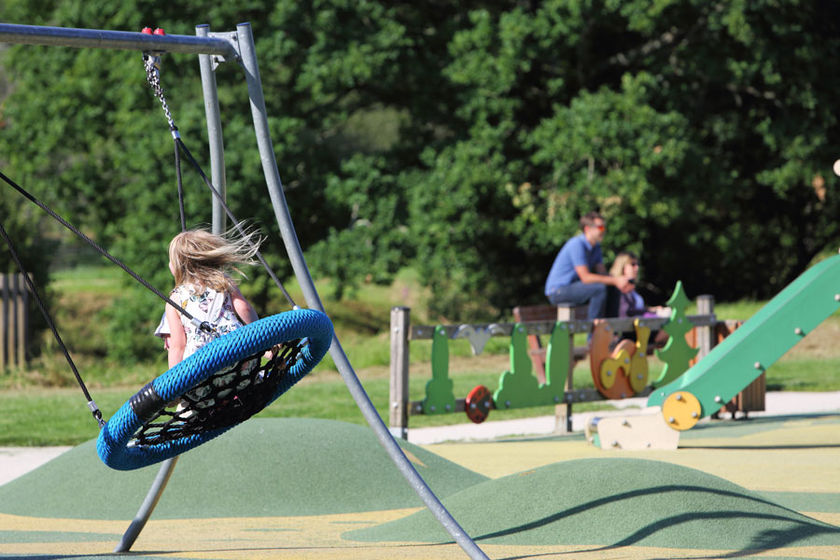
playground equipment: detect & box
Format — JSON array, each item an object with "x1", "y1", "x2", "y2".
[
  {"x1": 388, "y1": 283, "x2": 738, "y2": 438},
  {"x1": 587, "y1": 253, "x2": 840, "y2": 450},
  {"x1": 0, "y1": 22, "x2": 488, "y2": 560},
  {"x1": 98, "y1": 310, "x2": 333, "y2": 470},
  {"x1": 653, "y1": 254, "x2": 840, "y2": 424}
]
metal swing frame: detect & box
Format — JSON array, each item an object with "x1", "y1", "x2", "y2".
[{"x1": 0, "y1": 22, "x2": 488, "y2": 560}]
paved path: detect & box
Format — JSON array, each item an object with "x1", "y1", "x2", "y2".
[
  {"x1": 406, "y1": 390, "x2": 840, "y2": 444},
  {"x1": 0, "y1": 446, "x2": 72, "y2": 486}
]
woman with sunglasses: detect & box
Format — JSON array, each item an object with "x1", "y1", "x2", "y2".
[{"x1": 609, "y1": 251, "x2": 670, "y2": 319}]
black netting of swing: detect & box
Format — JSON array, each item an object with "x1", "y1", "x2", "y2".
[{"x1": 131, "y1": 341, "x2": 302, "y2": 447}]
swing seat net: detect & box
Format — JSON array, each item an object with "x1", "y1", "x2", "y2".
[{"x1": 98, "y1": 308, "x2": 333, "y2": 470}]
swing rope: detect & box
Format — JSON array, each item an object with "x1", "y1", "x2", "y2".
[
  {"x1": 0, "y1": 220, "x2": 104, "y2": 427},
  {"x1": 142, "y1": 48, "x2": 298, "y2": 310},
  {"x1": 175, "y1": 137, "x2": 297, "y2": 307},
  {"x1": 0, "y1": 171, "x2": 216, "y2": 336}
]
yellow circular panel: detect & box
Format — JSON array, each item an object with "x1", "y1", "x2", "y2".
[{"x1": 662, "y1": 391, "x2": 702, "y2": 431}]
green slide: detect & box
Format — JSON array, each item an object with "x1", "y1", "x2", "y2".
[{"x1": 648, "y1": 254, "x2": 840, "y2": 421}]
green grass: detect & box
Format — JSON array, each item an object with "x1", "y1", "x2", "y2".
[
  {"x1": 688, "y1": 299, "x2": 765, "y2": 320},
  {"x1": 0, "y1": 387, "x2": 135, "y2": 446},
  {"x1": 765, "y1": 357, "x2": 840, "y2": 391},
  {"x1": 1, "y1": 265, "x2": 839, "y2": 446},
  {"x1": 50, "y1": 265, "x2": 125, "y2": 291}
]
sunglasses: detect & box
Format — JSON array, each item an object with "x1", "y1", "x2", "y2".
[{"x1": 589, "y1": 224, "x2": 606, "y2": 231}]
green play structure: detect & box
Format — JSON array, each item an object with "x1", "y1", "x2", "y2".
[
  {"x1": 421, "y1": 326, "x2": 457, "y2": 414},
  {"x1": 420, "y1": 282, "x2": 700, "y2": 418},
  {"x1": 397, "y1": 281, "x2": 709, "y2": 433},
  {"x1": 652, "y1": 282, "x2": 698, "y2": 387},
  {"x1": 397, "y1": 256, "x2": 838, "y2": 444},
  {"x1": 649, "y1": 254, "x2": 840, "y2": 429},
  {"x1": 421, "y1": 322, "x2": 569, "y2": 415}
]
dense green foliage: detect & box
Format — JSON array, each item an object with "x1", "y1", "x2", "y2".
[{"x1": 2, "y1": 1, "x2": 840, "y2": 357}]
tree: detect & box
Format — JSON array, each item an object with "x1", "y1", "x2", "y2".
[
  {"x1": 509, "y1": 1, "x2": 840, "y2": 301},
  {"x1": 0, "y1": 0, "x2": 443, "y2": 354},
  {"x1": 403, "y1": 1, "x2": 840, "y2": 313},
  {"x1": 3, "y1": 0, "x2": 840, "y2": 339}
]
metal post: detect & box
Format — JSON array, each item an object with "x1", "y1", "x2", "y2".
[
  {"x1": 235, "y1": 22, "x2": 488, "y2": 560},
  {"x1": 116, "y1": 25, "x2": 230, "y2": 552},
  {"x1": 195, "y1": 25, "x2": 227, "y2": 234},
  {"x1": 113, "y1": 457, "x2": 179, "y2": 552},
  {"x1": 554, "y1": 304, "x2": 576, "y2": 433},
  {"x1": 389, "y1": 307, "x2": 411, "y2": 439}
]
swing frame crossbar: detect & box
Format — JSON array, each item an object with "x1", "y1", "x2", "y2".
[
  {"x1": 0, "y1": 22, "x2": 236, "y2": 56},
  {"x1": 0, "y1": 22, "x2": 489, "y2": 560}
]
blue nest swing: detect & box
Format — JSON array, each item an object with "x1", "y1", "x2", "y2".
[{"x1": 98, "y1": 309, "x2": 332, "y2": 470}]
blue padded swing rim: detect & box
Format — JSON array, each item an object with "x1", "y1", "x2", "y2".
[{"x1": 97, "y1": 308, "x2": 333, "y2": 470}]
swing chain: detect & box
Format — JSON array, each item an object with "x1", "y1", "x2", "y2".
[{"x1": 142, "y1": 51, "x2": 178, "y2": 137}]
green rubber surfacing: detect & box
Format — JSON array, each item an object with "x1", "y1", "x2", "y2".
[
  {"x1": 2, "y1": 416, "x2": 838, "y2": 555},
  {"x1": 0, "y1": 418, "x2": 487, "y2": 519},
  {"x1": 346, "y1": 457, "x2": 840, "y2": 550}
]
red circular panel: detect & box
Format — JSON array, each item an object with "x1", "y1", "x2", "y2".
[{"x1": 465, "y1": 385, "x2": 492, "y2": 424}]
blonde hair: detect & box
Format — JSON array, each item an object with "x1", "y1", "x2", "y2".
[
  {"x1": 610, "y1": 251, "x2": 638, "y2": 278},
  {"x1": 168, "y1": 225, "x2": 263, "y2": 292}
]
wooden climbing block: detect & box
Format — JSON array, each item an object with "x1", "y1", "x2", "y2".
[{"x1": 587, "y1": 410, "x2": 680, "y2": 450}]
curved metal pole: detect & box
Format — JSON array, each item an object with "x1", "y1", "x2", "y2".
[
  {"x1": 113, "y1": 457, "x2": 179, "y2": 552},
  {"x1": 235, "y1": 22, "x2": 488, "y2": 560}
]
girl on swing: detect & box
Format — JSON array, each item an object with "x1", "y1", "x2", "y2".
[{"x1": 155, "y1": 226, "x2": 263, "y2": 367}]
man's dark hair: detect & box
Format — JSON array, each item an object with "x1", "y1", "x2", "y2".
[{"x1": 580, "y1": 211, "x2": 604, "y2": 230}]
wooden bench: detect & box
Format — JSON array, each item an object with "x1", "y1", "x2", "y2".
[{"x1": 512, "y1": 304, "x2": 588, "y2": 384}]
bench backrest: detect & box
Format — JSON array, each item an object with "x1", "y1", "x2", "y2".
[{"x1": 512, "y1": 304, "x2": 588, "y2": 323}]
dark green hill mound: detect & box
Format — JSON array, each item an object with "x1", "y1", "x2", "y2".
[
  {"x1": 346, "y1": 457, "x2": 840, "y2": 551},
  {"x1": 0, "y1": 418, "x2": 487, "y2": 519}
]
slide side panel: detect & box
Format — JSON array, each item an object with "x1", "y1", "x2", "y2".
[{"x1": 648, "y1": 255, "x2": 840, "y2": 416}]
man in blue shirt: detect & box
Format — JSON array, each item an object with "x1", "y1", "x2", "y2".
[{"x1": 544, "y1": 211, "x2": 633, "y2": 321}]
